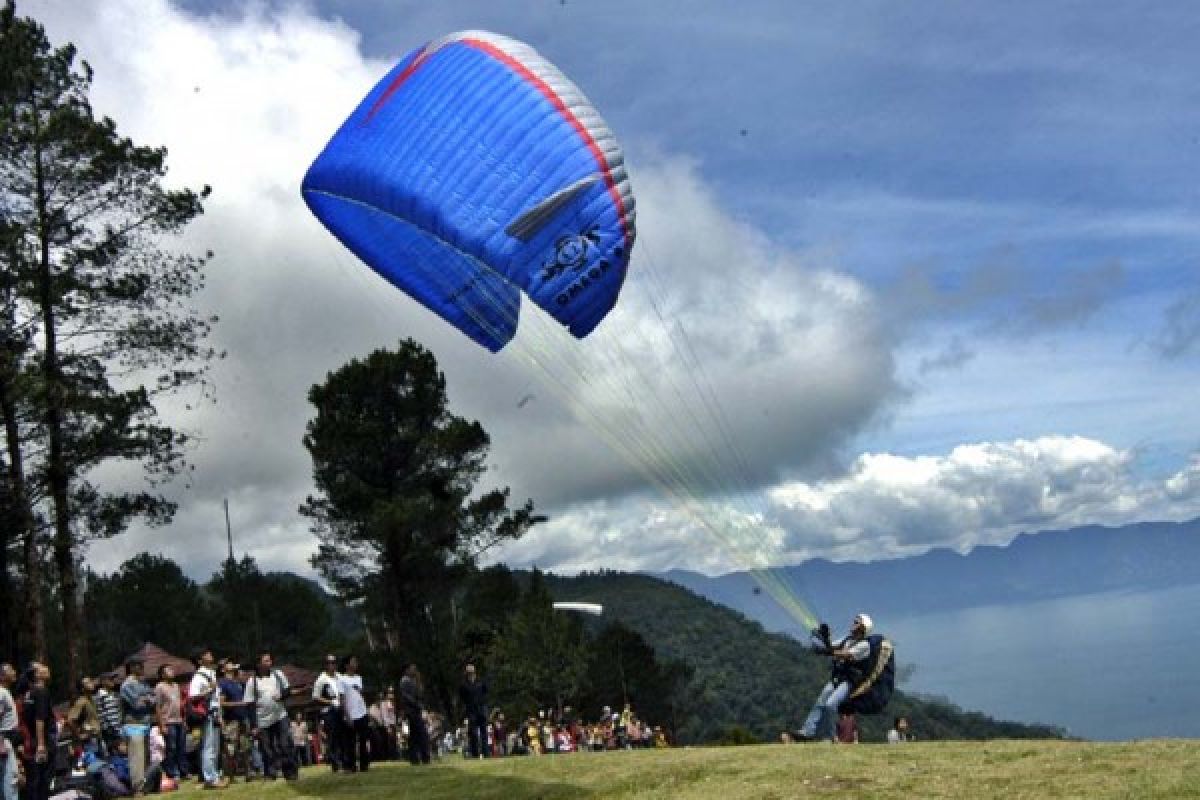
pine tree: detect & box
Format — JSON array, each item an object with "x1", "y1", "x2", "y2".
[
  {"x1": 0, "y1": 1, "x2": 218, "y2": 684},
  {"x1": 302, "y1": 340, "x2": 542, "y2": 712}
]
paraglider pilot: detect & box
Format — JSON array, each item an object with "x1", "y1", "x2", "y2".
[{"x1": 797, "y1": 613, "x2": 874, "y2": 741}]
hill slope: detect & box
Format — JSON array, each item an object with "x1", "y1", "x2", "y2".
[
  {"x1": 201, "y1": 740, "x2": 1200, "y2": 800},
  {"x1": 542, "y1": 570, "x2": 1063, "y2": 743}
]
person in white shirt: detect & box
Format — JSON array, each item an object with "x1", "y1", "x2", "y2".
[
  {"x1": 798, "y1": 613, "x2": 875, "y2": 741},
  {"x1": 311, "y1": 656, "x2": 343, "y2": 772},
  {"x1": 1, "y1": 663, "x2": 21, "y2": 800},
  {"x1": 245, "y1": 652, "x2": 296, "y2": 781},
  {"x1": 187, "y1": 648, "x2": 227, "y2": 789},
  {"x1": 336, "y1": 656, "x2": 369, "y2": 773},
  {"x1": 887, "y1": 716, "x2": 913, "y2": 744}
]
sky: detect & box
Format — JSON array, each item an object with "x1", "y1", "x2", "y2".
[{"x1": 24, "y1": 0, "x2": 1200, "y2": 583}]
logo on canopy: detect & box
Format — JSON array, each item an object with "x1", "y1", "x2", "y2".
[{"x1": 541, "y1": 227, "x2": 602, "y2": 281}]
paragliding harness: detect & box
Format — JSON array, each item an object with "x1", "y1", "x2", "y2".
[
  {"x1": 810, "y1": 624, "x2": 895, "y2": 715},
  {"x1": 839, "y1": 634, "x2": 895, "y2": 715}
]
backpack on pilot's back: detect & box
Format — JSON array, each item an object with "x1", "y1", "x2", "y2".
[{"x1": 839, "y1": 633, "x2": 895, "y2": 715}]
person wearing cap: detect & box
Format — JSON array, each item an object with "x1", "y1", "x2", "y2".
[{"x1": 797, "y1": 613, "x2": 874, "y2": 741}]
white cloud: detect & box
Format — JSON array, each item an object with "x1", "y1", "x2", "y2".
[
  {"x1": 31, "y1": 0, "x2": 898, "y2": 578},
  {"x1": 499, "y1": 436, "x2": 1200, "y2": 575},
  {"x1": 768, "y1": 436, "x2": 1200, "y2": 564}
]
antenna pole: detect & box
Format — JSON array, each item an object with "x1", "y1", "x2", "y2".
[{"x1": 224, "y1": 498, "x2": 234, "y2": 562}]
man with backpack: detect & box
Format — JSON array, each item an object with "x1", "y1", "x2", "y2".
[
  {"x1": 246, "y1": 652, "x2": 296, "y2": 781},
  {"x1": 797, "y1": 613, "x2": 876, "y2": 741},
  {"x1": 187, "y1": 648, "x2": 228, "y2": 790}
]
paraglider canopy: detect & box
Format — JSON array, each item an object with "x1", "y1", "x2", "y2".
[
  {"x1": 302, "y1": 30, "x2": 636, "y2": 352},
  {"x1": 553, "y1": 602, "x2": 604, "y2": 616}
]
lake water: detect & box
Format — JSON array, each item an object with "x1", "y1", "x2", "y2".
[{"x1": 886, "y1": 582, "x2": 1200, "y2": 740}]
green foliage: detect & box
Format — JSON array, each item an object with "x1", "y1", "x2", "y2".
[
  {"x1": 203, "y1": 556, "x2": 342, "y2": 666},
  {"x1": 83, "y1": 553, "x2": 205, "y2": 669},
  {"x1": 81, "y1": 552, "x2": 354, "y2": 675},
  {"x1": 487, "y1": 569, "x2": 589, "y2": 718},
  {"x1": 577, "y1": 621, "x2": 694, "y2": 737}
]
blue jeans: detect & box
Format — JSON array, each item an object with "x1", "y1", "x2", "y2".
[
  {"x1": 165, "y1": 722, "x2": 188, "y2": 778},
  {"x1": 801, "y1": 681, "x2": 850, "y2": 739},
  {"x1": 200, "y1": 717, "x2": 221, "y2": 784},
  {"x1": 2, "y1": 743, "x2": 18, "y2": 800}
]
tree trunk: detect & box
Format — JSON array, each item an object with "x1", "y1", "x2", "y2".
[
  {"x1": 34, "y1": 125, "x2": 81, "y2": 691},
  {"x1": 20, "y1": 521, "x2": 46, "y2": 662},
  {"x1": 1, "y1": 350, "x2": 43, "y2": 663}
]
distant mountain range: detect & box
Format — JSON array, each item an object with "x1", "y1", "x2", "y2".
[{"x1": 658, "y1": 517, "x2": 1200, "y2": 638}]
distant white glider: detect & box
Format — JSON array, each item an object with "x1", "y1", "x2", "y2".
[{"x1": 553, "y1": 602, "x2": 604, "y2": 616}]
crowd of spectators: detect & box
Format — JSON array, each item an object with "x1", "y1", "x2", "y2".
[{"x1": 0, "y1": 654, "x2": 673, "y2": 799}]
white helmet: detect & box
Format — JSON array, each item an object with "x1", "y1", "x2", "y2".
[{"x1": 855, "y1": 613, "x2": 873, "y2": 634}]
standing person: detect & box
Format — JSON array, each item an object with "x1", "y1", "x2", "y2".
[
  {"x1": 458, "y1": 664, "x2": 489, "y2": 758},
  {"x1": 1, "y1": 663, "x2": 21, "y2": 800},
  {"x1": 153, "y1": 665, "x2": 187, "y2": 782},
  {"x1": 119, "y1": 659, "x2": 155, "y2": 725},
  {"x1": 398, "y1": 664, "x2": 430, "y2": 766},
  {"x1": 797, "y1": 613, "x2": 874, "y2": 741},
  {"x1": 66, "y1": 677, "x2": 101, "y2": 756},
  {"x1": 492, "y1": 711, "x2": 508, "y2": 757},
  {"x1": 289, "y1": 713, "x2": 309, "y2": 768},
  {"x1": 93, "y1": 672, "x2": 123, "y2": 757},
  {"x1": 245, "y1": 652, "x2": 296, "y2": 781},
  {"x1": 379, "y1": 688, "x2": 398, "y2": 761},
  {"x1": 187, "y1": 648, "x2": 228, "y2": 790},
  {"x1": 20, "y1": 663, "x2": 55, "y2": 800},
  {"x1": 834, "y1": 711, "x2": 858, "y2": 744},
  {"x1": 336, "y1": 656, "x2": 369, "y2": 773},
  {"x1": 217, "y1": 661, "x2": 251, "y2": 782},
  {"x1": 311, "y1": 656, "x2": 342, "y2": 772}
]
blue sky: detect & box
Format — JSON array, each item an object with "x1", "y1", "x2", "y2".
[{"x1": 28, "y1": 0, "x2": 1200, "y2": 577}]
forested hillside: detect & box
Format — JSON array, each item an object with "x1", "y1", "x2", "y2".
[{"x1": 545, "y1": 570, "x2": 1065, "y2": 743}]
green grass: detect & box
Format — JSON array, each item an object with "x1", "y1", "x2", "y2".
[{"x1": 176, "y1": 740, "x2": 1200, "y2": 800}]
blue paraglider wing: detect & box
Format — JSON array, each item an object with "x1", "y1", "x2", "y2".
[{"x1": 302, "y1": 31, "x2": 636, "y2": 351}]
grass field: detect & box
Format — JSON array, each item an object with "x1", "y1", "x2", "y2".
[{"x1": 173, "y1": 740, "x2": 1200, "y2": 799}]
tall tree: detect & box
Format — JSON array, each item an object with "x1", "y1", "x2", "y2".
[
  {"x1": 84, "y1": 552, "x2": 207, "y2": 671},
  {"x1": 206, "y1": 555, "x2": 340, "y2": 667},
  {"x1": 302, "y1": 340, "x2": 542, "y2": 713},
  {"x1": 488, "y1": 569, "x2": 589, "y2": 719},
  {"x1": 0, "y1": 2, "x2": 218, "y2": 686},
  {"x1": 579, "y1": 621, "x2": 694, "y2": 741}
]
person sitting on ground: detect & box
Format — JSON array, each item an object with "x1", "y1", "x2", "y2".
[
  {"x1": 887, "y1": 716, "x2": 913, "y2": 743},
  {"x1": 796, "y1": 613, "x2": 874, "y2": 741}
]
